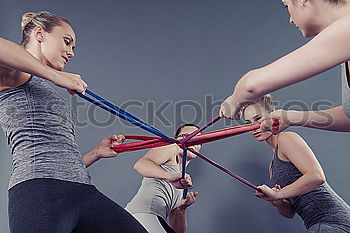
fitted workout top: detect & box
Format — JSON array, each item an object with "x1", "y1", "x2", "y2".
[
  {"x1": 126, "y1": 164, "x2": 183, "y2": 220},
  {"x1": 341, "y1": 63, "x2": 350, "y2": 119},
  {"x1": 270, "y1": 145, "x2": 350, "y2": 230},
  {"x1": 0, "y1": 76, "x2": 91, "y2": 189}
]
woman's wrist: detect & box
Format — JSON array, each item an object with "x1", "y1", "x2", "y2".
[
  {"x1": 286, "y1": 110, "x2": 305, "y2": 127},
  {"x1": 163, "y1": 172, "x2": 174, "y2": 182},
  {"x1": 176, "y1": 205, "x2": 188, "y2": 211},
  {"x1": 275, "y1": 190, "x2": 284, "y2": 200},
  {"x1": 45, "y1": 68, "x2": 60, "y2": 83},
  {"x1": 83, "y1": 149, "x2": 101, "y2": 167},
  {"x1": 89, "y1": 148, "x2": 101, "y2": 161}
]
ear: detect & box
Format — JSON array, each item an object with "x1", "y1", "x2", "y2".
[
  {"x1": 32, "y1": 25, "x2": 45, "y2": 42},
  {"x1": 299, "y1": 0, "x2": 311, "y2": 7}
]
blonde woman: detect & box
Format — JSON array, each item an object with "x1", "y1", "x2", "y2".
[
  {"x1": 243, "y1": 95, "x2": 350, "y2": 233},
  {"x1": 0, "y1": 11, "x2": 146, "y2": 233},
  {"x1": 220, "y1": 0, "x2": 350, "y2": 134}
]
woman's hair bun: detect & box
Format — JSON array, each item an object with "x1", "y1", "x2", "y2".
[{"x1": 21, "y1": 12, "x2": 36, "y2": 31}]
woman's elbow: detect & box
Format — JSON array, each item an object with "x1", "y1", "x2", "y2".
[
  {"x1": 318, "y1": 175, "x2": 326, "y2": 185},
  {"x1": 240, "y1": 69, "x2": 260, "y2": 95},
  {"x1": 133, "y1": 160, "x2": 142, "y2": 172},
  {"x1": 312, "y1": 172, "x2": 326, "y2": 185}
]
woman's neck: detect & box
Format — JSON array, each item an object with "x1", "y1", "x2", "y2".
[
  {"x1": 265, "y1": 134, "x2": 278, "y2": 150},
  {"x1": 25, "y1": 43, "x2": 45, "y2": 64}
]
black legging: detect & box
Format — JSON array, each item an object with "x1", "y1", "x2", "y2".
[{"x1": 8, "y1": 178, "x2": 148, "y2": 233}]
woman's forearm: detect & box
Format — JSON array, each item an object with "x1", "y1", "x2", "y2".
[
  {"x1": 232, "y1": 63, "x2": 310, "y2": 108},
  {"x1": 82, "y1": 150, "x2": 100, "y2": 168},
  {"x1": 169, "y1": 208, "x2": 187, "y2": 233},
  {"x1": 277, "y1": 172, "x2": 325, "y2": 200},
  {"x1": 0, "y1": 37, "x2": 57, "y2": 81},
  {"x1": 289, "y1": 106, "x2": 350, "y2": 132}
]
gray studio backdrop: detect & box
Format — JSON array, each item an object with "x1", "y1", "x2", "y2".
[{"x1": 1, "y1": 0, "x2": 349, "y2": 232}]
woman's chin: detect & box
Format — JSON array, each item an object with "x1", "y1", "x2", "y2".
[
  {"x1": 56, "y1": 65, "x2": 64, "y2": 71},
  {"x1": 49, "y1": 62, "x2": 65, "y2": 71},
  {"x1": 301, "y1": 28, "x2": 319, "y2": 38}
]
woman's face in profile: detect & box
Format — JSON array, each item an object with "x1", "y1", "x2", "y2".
[
  {"x1": 40, "y1": 22, "x2": 76, "y2": 71},
  {"x1": 282, "y1": 0, "x2": 323, "y2": 38}
]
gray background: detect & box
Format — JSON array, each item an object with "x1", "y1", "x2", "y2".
[{"x1": 1, "y1": 0, "x2": 349, "y2": 232}]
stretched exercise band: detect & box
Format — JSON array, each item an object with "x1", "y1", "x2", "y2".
[{"x1": 77, "y1": 90, "x2": 276, "y2": 192}]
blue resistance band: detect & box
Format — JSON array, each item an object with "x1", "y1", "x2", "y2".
[
  {"x1": 182, "y1": 147, "x2": 188, "y2": 199},
  {"x1": 77, "y1": 90, "x2": 176, "y2": 143},
  {"x1": 78, "y1": 89, "x2": 191, "y2": 198}
]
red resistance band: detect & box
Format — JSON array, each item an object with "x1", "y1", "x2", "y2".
[{"x1": 112, "y1": 123, "x2": 260, "y2": 153}]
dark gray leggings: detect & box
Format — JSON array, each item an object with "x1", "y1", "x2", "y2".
[{"x1": 8, "y1": 178, "x2": 147, "y2": 233}]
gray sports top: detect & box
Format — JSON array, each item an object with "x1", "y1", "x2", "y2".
[
  {"x1": 0, "y1": 76, "x2": 91, "y2": 189},
  {"x1": 125, "y1": 164, "x2": 183, "y2": 220},
  {"x1": 270, "y1": 145, "x2": 350, "y2": 231},
  {"x1": 342, "y1": 63, "x2": 350, "y2": 119}
]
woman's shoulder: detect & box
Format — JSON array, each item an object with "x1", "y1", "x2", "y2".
[
  {"x1": 163, "y1": 144, "x2": 182, "y2": 165},
  {"x1": 144, "y1": 143, "x2": 181, "y2": 165},
  {"x1": 276, "y1": 131, "x2": 314, "y2": 161},
  {"x1": 278, "y1": 131, "x2": 299, "y2": 139},
  {"x1": 277, "y1": 131, "x2": 306, "y2": 146},
  {"x1": 156, "y1": 143, "x2": 181, "y2": 153},
  {"x1": 276, "y1": 132, "x2": 305, "y2": 155}
]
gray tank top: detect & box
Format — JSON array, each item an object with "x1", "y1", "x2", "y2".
[
  {"x1": 341, "y1": 63, "x2": 350, "y2": 119},
  {"x1": 125, "y1": 164, "x2": 182, "y2": 220},
  {"x1": 0, "y1": 76, "x2": 91, "y2": 189},
  {"x1": 270, "y1": 145, "x2": 350, "y2": 231}
]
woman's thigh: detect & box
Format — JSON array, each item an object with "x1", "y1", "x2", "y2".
[
  {"x1": 72, "y1": 191, "x2": 147, "y2": 233},
  {"x1": 8, "y1": 179, "x2": 82, "y2": 233}
]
